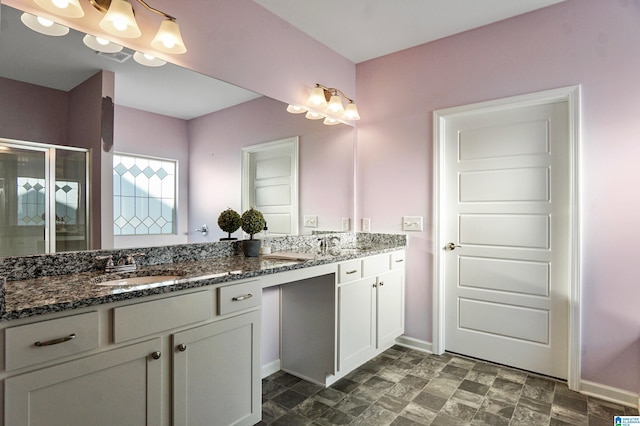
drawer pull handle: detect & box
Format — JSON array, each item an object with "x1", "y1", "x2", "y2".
[
  {"x1": 232, "y1": 294, "x2": 253, "y2": 302},
  {"x1": 395, "y1": 259, "x2": 404, "y2": 263},
  {"x1": 34, "y1": 333, "x2": 76, "y2": 347},
  {"x1": 346, "y1": 270, "x2": 358, "y2": 275}
]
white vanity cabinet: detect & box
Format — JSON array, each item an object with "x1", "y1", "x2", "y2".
[
  {"x1": 279, "y1": 249, "x2": 406, "y2": 386},
  {"x1": 5, "y1": 338, "x2": 163, "y2": 426},
  {"x1": 2, "y1": 279, "x2": 262, "y2": 426},
  {"x1": 338, "y1": 251, "x2": 405, "y2": 373}
]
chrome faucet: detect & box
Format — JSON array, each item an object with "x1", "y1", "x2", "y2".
[{"x1": 96, "y1": 252, "x2": 145, "y2": 273}]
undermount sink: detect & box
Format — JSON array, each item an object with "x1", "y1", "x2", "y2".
[{"x1": 91, "y1": 270, "x2": 185, "y2": 287}]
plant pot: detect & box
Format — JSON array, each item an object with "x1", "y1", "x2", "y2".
[{"x1": 242, "y1": 239, "x2": 261, "y2": 257}]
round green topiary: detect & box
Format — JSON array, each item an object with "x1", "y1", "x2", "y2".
[
  {"x1": 217, "y1": 208, "x2": 241, "y2": 237},
  {"x1": 241, "y1": 207, "x2": 266, "y2": 239}
]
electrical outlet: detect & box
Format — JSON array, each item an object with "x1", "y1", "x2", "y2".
[
  {"x1": 402, "y1": 216, "x2": 423, "y2": 231},
  {"x1": 362, "y1": 218, "x2": 371, "y2": 232},
  {"x1": 304, "y1": 215, "x2": 318, "y2": 228},
  {"x1": 341, "y1": 218, "x2": 350, "y2": 231}
]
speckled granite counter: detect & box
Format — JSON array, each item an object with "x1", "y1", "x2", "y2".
[{"x1": 0, "y1": 233, "x2": 406, "y2": 321}]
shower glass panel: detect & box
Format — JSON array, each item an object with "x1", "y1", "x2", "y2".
[{"x1": 0, "y1": 140, "x2": 89, "y2": 257}]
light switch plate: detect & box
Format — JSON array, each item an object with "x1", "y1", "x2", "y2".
[
  {"x1": 402, "y1": 216, "x2": 423, "y2": 231},
  {"x1": 362, "y1": 218, "x2": 371, "y2": 232},
  {"x1": 341, "y1": 218, "x2": 350, "y2": 231},
  {"x1": 304, "y1": 215, "x2": 318, "y2": 228}
]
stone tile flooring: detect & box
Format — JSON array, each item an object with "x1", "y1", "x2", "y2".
[{"x1": 257, "y1": 346, "x2": 639, "y2": 425}]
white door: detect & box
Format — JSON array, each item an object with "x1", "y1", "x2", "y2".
[
  {"x1": 439, "y1": 98, "x2": 571, "y2": 379},
  {"x1": 242, "y1": 137, "x2": 298, "y2": 235}
]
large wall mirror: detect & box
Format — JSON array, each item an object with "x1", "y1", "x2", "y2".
[{"x1": 0, "y1": 3, "x2": 355, "y2": 257}]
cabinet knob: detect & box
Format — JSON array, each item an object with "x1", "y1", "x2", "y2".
[
  {"x1": 178, "y1": 343, "x2": 187, "y2": 352},
  {"x1": 151, "y1": 351, "x2": 162, "y2": 360},
  {"x1": 379, "y1": 281, "x2": 384, "y2": 286},
  {"x1": 372, "y1": 283, "x2": 377, "y2": 288}
]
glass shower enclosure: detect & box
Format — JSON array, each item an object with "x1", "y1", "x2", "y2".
[{"x1": 0, "y1": 139, "x2": 89, "y2": 257}]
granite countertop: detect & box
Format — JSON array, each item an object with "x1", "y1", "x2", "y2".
[{"x1": 2, "y1": 244, "x2": 404, "y2": 321}]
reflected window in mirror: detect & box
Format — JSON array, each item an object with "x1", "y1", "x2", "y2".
[{"x1": 113, "y1": 153, "x2": 176, "y2": 236}]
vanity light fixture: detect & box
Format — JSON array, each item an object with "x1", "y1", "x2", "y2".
[
  {"x1": 20, "y1": 12, "x2": 69, "y2": 36},
  {"x1": 29, "y1": 0, "x2": 187, "y2": 54},
  {"x1": 287, "y1": 83, "x2": 360, "y2": 125}
]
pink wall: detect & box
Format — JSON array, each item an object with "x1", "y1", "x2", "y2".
[
  {"x1": 187, "y1": 96, "x2": 354, "y2": 243},
  {"x1": 5, "y1": 0, "x2": 356, "y2": 109},
  {"x1": 0, "y1": 77, "x2": 68, "y2": 144},
  {"x1": 113, "y1": 105, "x2": 190, "y2": 248},
  {"x1": 356, "y1": 0, "x2": 640, "y2": 392}
]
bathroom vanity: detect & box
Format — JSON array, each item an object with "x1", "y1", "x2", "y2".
[{"x1": 0, "y1": 234, "x2": 406, "y2": 426}]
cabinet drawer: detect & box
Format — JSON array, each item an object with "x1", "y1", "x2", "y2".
[
  {"x1": 338, "y1": 260, "x2": 362, "y2": 283},
  {"x1": 5, "y1": 311, "x2": 99, "y2": 371},
  {"x1": 391, "y1": 251, "x2": 406, "y2": 269},
  {"x1": 113, "y1": 291, "x2": 212, "y2": 343},
  {"x1": 218, "y1": 280, "x2": 261, "y2": 315},
  {"x1": 362, "y1": 254, "x2": 391, "y2": 277}
]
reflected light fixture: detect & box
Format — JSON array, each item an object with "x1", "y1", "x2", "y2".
[
  {"x1": 20, "y1": 12, "x2": 69, "y2": 36},
  {"x1": 287, "y1": 84, "x2": 360, "y2": 125},
  {"x1": 133, "y1": 51, "x2": 166, "y2": 67},
  {"x1": 29, "y1": 0, "x2": 187, "y2": 55},
  {"x1": 82, "y1": 34, "x2": 123, "y2": 53}
]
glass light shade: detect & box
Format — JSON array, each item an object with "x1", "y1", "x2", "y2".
[
  {"x1": 286, "y1": 105, "x2": 307, "y2": 114},
  {"x1": 343, "y1": 102, "x2": 361, "y2": 120},
  {"x1": 34, "y1": 0, "x2": 84, "y2": 18},
  {"x1": 150, "y1": 19, "x2": 187, "y2": 54},
  {"x1": 20, "y1": 13, "x2": 69, "y2": 36},
  {"x1": 326, "y1": 94, "x2": 345, "y2": 114},
  {"x1": 133, "y1": 51, "x2": 166, "y2": 67},
  {"x1": 306, "y1": 86, "x2": 327, "y2": 108},
  {"x1": 323, "y1": 117, "x2": 340, "y2": 126},
  {"x1": 82, "y1": 34, "x2": 123, "y2": 53},
  {"x1": 305, "y1": 111, "x2": 324, "y2": 120},
  {"x1": 99, "y1": 0, "x2": 141, "y2": 38}
]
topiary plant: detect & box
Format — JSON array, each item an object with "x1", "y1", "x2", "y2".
[
  {"x1": 217, "y1": 208, "x2": 241, "y2": 240},
  {"x1": 241, "y1": 207, "x2": 266, "y2": 240}
]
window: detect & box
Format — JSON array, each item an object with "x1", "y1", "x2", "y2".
[{"x1": 113, "y1": 153, "x2": 176, "y2": 236}]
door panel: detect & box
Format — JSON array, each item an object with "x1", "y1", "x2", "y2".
[{"x1": 443, "y1": 101, "x2": 570, "y2": 379}]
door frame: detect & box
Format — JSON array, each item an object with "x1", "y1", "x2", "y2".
[{"x1": 432, "y1": 85, "x2": 581, "y2": 389}]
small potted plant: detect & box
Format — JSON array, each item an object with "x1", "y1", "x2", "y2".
[
  {"x1": 217, "y1": 208, "x2": 241, "y2": 241},
  {"x1": 240, "y1": 207, "x2": 266, "y2": 257}
]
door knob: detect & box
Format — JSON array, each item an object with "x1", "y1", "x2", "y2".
[{"x1": 446, "y1": 242, "x2": 461, "y2": 251}]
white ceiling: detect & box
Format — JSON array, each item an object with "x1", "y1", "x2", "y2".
[{"x1": 255, "y1": 0, "x2": 566, "y2": 63}]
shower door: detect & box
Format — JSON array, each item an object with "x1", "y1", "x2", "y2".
[{"x1": 0, "y1": 140, "x2": 89, "y2": 256}]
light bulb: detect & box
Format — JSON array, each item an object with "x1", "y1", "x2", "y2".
[
  {"x1": 113, "y1": 18, "x2": 128, "y2": 32},
  {"x1": 36, "y1": 17, "x2": 54, "y2": 27},
  {"x1": 151, "y1": 19, "x2": 187, "y2": 54},
  {"x1": 52, "y1": 0, "x2": 70, "y2": 8},
  {"x1": 306, "y1": 86, "x2": 328, "y2": 108},
  {"x1": 96, "y1": 37, "x2": 109, "y2": 46},
  {"x1": 326, "y1": 94, "x2": 344, "y2": 114}
]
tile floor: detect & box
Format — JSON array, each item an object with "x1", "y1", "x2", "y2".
[{"x1": 258, "y1": 346, "x2": 638, "y2": 425}]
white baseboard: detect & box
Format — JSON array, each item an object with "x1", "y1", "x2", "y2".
[
  {"x1": 261, "y1": 359, "x2": 281, "y2": 379},
  {"x1": 580, "y1": 379, "x2": 639, "y2": 409},
  {"x1": 395, "y1": 335, "x2": 433, "y2": 353}
]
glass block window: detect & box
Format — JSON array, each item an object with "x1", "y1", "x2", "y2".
[
  {"x1": 113, "y1": 153, "x2": 176, "y2": 236},
  {"x1": 16, "y1": 178, "x2": 80, "y2": 226}
]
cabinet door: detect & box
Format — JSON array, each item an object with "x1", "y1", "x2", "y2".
[
  {"x1": 5, "y1": 338, "x2": 162, "y2": 426},
  {"x1": 173, "y1": 310, "x2": 261, "y2": 426},
  {"x1": 338, "y1": 277, "x2": 376, "y2": 372},
  {"x1": 377, "y1": 269, "x2": 405, "y2": 349}
]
